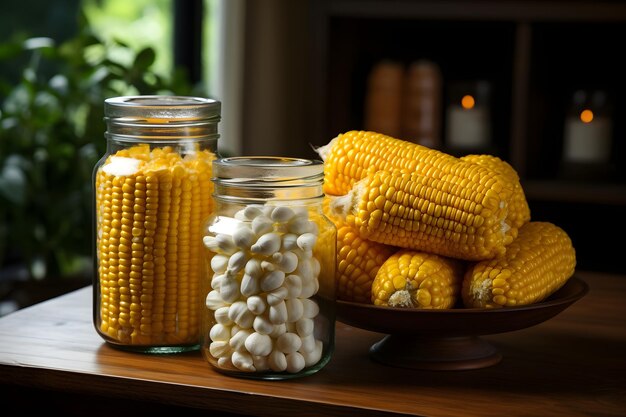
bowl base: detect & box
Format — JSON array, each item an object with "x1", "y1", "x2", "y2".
[{"x1": 369, "y1": 334, "x2": 502, "y2": 370}]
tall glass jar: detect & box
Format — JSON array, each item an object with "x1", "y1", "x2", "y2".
[
  {"x1": 200, "y1": 157, "x2": 336, "y2": 379},
  {"x1": 93, "y1": 96, "x2": 220, "y2": 353}
]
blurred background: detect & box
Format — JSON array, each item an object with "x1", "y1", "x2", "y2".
[{"x1": 1, "y1": 0, "x2": 625, "y2": 316}]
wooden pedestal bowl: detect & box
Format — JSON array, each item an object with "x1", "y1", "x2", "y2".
[{"x1": 336, "y1": 276, "x2": 589, "y2": 371}]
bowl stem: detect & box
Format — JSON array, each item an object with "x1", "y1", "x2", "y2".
[{"x1": 369, "y1": 334, "x2": 502, "y2": 370}]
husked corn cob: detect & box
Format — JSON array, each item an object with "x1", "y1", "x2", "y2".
[
  {"x1": 461, "y1": 154, "x2": 530, "y2": 231},
  {"x1": 329, "y1": 167, "x2": 511, "y2": 260},
  {"x1": 324, "y1": 198, "x2": 397, "y2": 303},
  {"x1": 95, "y1": 145, "x2": 216, "y2": 345},
  {"x1": 371, "y1": 250, "x2": 464, "y2": 308},
  {"x1": 462, "y1": 221, "x2": 576, "y2": 308},
  {"x1": 317, "y1": 131, "x2": 511, "y2": 197},
  {"x1": 317, "y1": 131, "x2": 519, "y2": 247}
]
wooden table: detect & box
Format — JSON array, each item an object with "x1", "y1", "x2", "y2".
[{"x1": 0, "y1": 271, "x2": 624, "y2": 416}]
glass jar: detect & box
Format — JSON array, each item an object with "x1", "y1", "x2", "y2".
[
  {"x1": 93, "y1": 95, "x2": 221, "y2": 353},
  {"x1": 200, "y1": 157, "x2": 336, "y2": 379}
]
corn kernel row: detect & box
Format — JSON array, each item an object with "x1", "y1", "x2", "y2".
[{"x1": 95, "y1": 144, "x2": 215, "y2": 345}]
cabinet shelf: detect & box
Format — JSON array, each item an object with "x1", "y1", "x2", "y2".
[
  {"x1": 327, "y1": 0, "x2": 626, "y2": 21},
  {"x1": 522, "y1": 180, "x2": 626, "y2": 206}
]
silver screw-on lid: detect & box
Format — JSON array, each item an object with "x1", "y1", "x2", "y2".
[
  {"x1": 104, "y1": 95, "x2": 221, "y2": 140},
  {"x1": 104, "y1": 95, "x2": 221, "y2": 121}
]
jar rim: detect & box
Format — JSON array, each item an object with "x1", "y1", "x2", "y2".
[
  {"x1": 213, "y1": 157, "x2": 323, "y2": 182},
  {"x1": 104, "y1": 95, "x2": 221, "y2": 121}
]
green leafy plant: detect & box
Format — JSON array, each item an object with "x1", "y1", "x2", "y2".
[{"x1": 0, "y1": 13, "x2": 194, "y2": 282}]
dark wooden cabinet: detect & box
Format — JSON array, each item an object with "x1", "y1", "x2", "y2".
[{"x1": 309, "y1": 0, "x2": 626, "y2": 273}]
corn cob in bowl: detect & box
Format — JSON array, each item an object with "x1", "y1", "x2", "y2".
[
  {"x1": 319, "y1": 130, "x2": 526, "y2": 261},
  {"x1": 371, "y1": 250, "x2": 465, "y2": 308},
  {"x1": 323, "y1": 197, "x2": 397, "y2": 303},
  {"x1": 462, "y1": 221, "x2": 576, "y2": 308}
]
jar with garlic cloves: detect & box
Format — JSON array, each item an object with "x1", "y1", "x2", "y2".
[
  {"x1": 200, "y1": 157, "x2": 336, "y2": 379},
  {"x1": 93, "y1": 95, "x2": 220, "y2": 353}
]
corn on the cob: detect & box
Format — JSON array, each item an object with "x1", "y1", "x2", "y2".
[
  {"x1": 95, "y1": 145, "x2": 216, "y2": 345},
  {"x1": 329, "y1": 166, "x2": 511, "y2": 260},
  {"x1": 371, "y1": 250, "x2": 464, "y2": 308},
  {"x1": 317, "y1": 131, "x2": 520, "y2": 247},
  {"x1": 324, "y1": 197, "x2": 397, "y2": 303},
  {"x1": 461, "y1": 154, "x2": 530, "y2": 231},
  {"x1": 462, "y1": 221, "x2": 576, "y2": 308},
  {"x1": 317, "y1": 130, "x2": 511, "y2": 198}
]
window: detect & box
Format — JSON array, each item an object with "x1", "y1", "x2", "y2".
[
  {"x1": 84, "y1": 0, "x2": 244, "y2": 156},
  {"x1": 0, "y1": 0, "x2": 245, "y2": 314},
  {"x1": 204, "y1": 0, "x2": 244, "y2": 156}
]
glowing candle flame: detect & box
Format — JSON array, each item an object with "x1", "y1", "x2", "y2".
[
  {"x1": 461, "y1": 95, "x2": 475, "y2": 110},
  {"x1": 580, "y1": 109, "x2": 594, "y2": 124}
]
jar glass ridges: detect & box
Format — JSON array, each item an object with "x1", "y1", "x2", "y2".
[
  {"x1": 201, "y1": 157, "x2": 336, "y2": 379},
  {"x1": 93, "y1": 95, "x2": 220, "y2": 353}
]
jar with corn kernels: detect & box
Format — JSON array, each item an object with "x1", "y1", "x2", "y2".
[
  {"x1": 201, "y1": 157, "x2": 336, "y2": 379},
  {"x1": 93, "y1": 96, "x2": 220, "y2": 353}
]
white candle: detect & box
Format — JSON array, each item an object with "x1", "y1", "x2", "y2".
[
  {"x1": 563, "y1": 111, "x2": 612, "y2": 163},
  {"x1": 446, "y1": 105, "x2": 490, "y2": 149}
]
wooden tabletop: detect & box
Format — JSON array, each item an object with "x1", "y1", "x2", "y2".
[{"x1": 0, "y1": 270, "x2": 624, "y2": 417}]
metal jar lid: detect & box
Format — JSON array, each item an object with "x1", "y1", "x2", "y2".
[{"x1": 104, "y1": 95, "x2": 221, "y2": 140}]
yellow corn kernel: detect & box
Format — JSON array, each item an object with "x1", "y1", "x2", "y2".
[
  {"x1": 330, "y1": 167, "x2": 511, "y2": 261},
  {"x1": 462, "y1": 221, "x2": 576, "y2": 308},
  {"x1": 371, "y1": 250, "x2": 464, "y2": 308}
]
